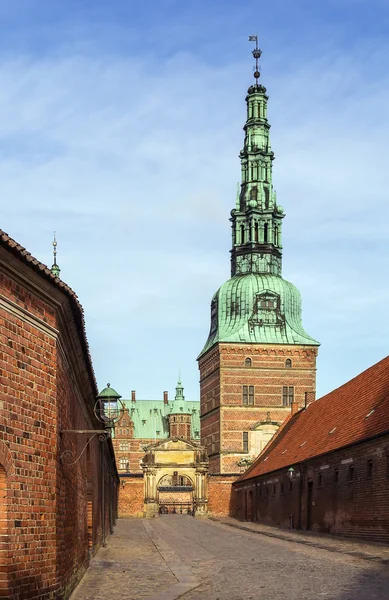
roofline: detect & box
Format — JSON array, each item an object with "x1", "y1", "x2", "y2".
[
  {"x1": 0, "y1": 229, "x2": 98, "y2": 397},
  {"x1": 234, "y1": 427, "x2": 389, "y2": 485},
  {"x1": 198, "y1": 339, "x2": 321, "y2": 361}
]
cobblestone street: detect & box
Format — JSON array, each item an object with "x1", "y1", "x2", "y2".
[{"x1": 70, "y1": 516, "x2": 389, "y2": 600}]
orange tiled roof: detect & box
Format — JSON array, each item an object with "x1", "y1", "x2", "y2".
[
  {"x1": 0, "y1": 228, "x2": 98, "y2": 395},
  {"x1": 237, "y1": 355, "x2": 389, "y2": 482}
]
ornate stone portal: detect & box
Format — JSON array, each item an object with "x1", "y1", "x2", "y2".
[{"x1": 141, "y1": 438, "x2": 209, "y2": 517}]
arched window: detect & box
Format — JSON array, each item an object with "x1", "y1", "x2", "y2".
[
  {"x1": 245, "y1": 357, "x2": 252, "y2": 367},
  {"x1": 285, "y1": 359, "x2": 292, "y2": 368}
]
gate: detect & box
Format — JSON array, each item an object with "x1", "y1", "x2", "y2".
[{"x1": 158, "y1": 475, "x2": 193, "y2": 514}]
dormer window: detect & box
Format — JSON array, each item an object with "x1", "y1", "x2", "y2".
[{"x1": 210, "y1": 298, "x2": 218, "y2": 335}]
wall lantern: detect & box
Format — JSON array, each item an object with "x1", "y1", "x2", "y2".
[
  {"x1": 95, "y1": 383, "x2": 124, "y2": 432},
  {"x1": 287, "y1": 467, "x2": 295, "y2": 480}
]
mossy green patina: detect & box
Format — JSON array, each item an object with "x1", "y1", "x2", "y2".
[{"x1": 199, "y1": 49, "x2": 319, "y2": 359}]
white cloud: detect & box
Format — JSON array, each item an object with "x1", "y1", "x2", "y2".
[{"x1": 1, "y1": 26, "x2": 389, "y2": 400}]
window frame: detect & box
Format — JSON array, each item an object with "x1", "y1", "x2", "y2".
[
  {"x1": 243, "y1": 431, "x2": 249, "y2": 453},
  {"x1": 282, "y1": 386, "x2": 294, "y2": 407},
  {"x1": 242, "y1": 385, "x2": 248, "y2": 406}
]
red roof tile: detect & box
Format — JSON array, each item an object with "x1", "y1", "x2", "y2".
[
  {"x1": 0, "y1": 229, "x2": 98, "y2": 395},
  {"x1": 237, "y1": 355, "x2": 389, "y2": 482}
]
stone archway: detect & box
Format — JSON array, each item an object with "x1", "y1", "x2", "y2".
[
  {"x1": 157, "y1": 473, "x2": 194, "y2": 514},
  {"x1": 142, "y1": 438, "x2": 209, "y2": 518}
]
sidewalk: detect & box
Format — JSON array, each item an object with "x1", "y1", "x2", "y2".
[
  {"x1": 70, "y1": 519, "x2": 178, "y2": 600},
  {"x1": 210, "y1": 516, "x2": 389, "y2": 565}
]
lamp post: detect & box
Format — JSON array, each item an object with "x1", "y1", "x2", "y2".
[{"x1": 95, "y1": 384, "x2": 123, "y2": 546}]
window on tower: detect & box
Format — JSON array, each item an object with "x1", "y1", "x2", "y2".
[
  {"x1": 242, "y1": 385, "x2": 254, "y2": 406},
  {"x1": 250, "y1": 291, "x2": 284, "y2": 328},
  {"x1": 245, "y1": 357, "x2": 252, "y2": 367},
  {"x1": 243, "y1": 432, "x2": 249, "y2": 452},
  {"x1": 285, "y1": 359, "x2": 292, "y2": 368},
  {"x1": 274, "y1": 226, "x2": 279, "y2": 246},
  {"x1": 254, "y1": 222, "x2": 259, "y2": 242},
  {"x1": 264, "y1": 223, "x2": 268, "y2": 242},
  {"x1": 210, "y1": 298, "x2": 218, "y2": 335},
  {"x1": 282, "y1": 386, "x2": 294, "y2": 406}
]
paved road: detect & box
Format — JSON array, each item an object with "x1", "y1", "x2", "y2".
[{"x1": 71, "y1": 515, "x2": 389, "y2": 600}]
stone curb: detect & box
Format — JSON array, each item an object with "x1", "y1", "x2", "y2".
[
  {"x1": 209, "y1": 517, "x2": 389, "y2": 566},
  {"x1": 143, "y1": 521, "x2": 201, "y2": 600}
]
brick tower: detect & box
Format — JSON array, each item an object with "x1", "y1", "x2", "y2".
[{"x1": 198, "y1": 40, "x2": 320, "y2": 474}]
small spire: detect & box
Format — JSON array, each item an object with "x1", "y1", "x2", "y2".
[
  {"x1": 249, "y1": 35, "x2": 262, "y2": 82},
  {"x1": 175, "y1": 373, "x2": 184, "y2": 400},
  {"x1": 51, "y1": 231, "x2": 61, "y2": 278}
]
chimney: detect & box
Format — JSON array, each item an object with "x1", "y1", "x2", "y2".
[
  {"x1": 304, "y1": 391, "x2": 316, "y2": 408},
  {"x1": 131, "y1": 390, "x2": 136, "y2": 403},
  {"x1": 163, "y1": 391, "x2": 168, "y2": 405},
  {"x1": 291, "y1": 401, "x2": 299, "y2": 416}
]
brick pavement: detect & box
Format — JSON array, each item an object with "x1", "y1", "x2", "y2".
[
  {"x1": 71, "y1": 515, "x2": 389, "y2": 600},
  {"x1": 69, "y1": 519, "x2": 178, "y2": 600}
]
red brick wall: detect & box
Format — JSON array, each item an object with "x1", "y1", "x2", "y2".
[
  {"x1": 0, "y1": 252, "x2": 118, "y2": 599},
  {"x1": 234, "y1": 434, "x2": 389, "y2": 542},
  {"x1": 118, "y1": 477, "x2": 144, "y2": 517},
  {"x1": 199, "y1": 343, "x2": 317, "y2": 474},
  {"x1": 208, "y1": 475, "x2": 237, "y2": 516},
  {"x1": 168, "y1": 415, "x2": 191, "y2": 439}
]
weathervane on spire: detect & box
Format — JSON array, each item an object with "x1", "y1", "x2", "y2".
[
  {"x1": 249, "y1": 35, "x2": 262, "y2": 82},
  {"x1": 51, "y1": 231, "x2": 61, "y2": 278}
]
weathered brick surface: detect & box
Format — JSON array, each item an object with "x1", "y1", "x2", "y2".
[
  {"x1": 119, "y1": 477, "x2": 144, "y2": 517},
  {"x1": 199, "y1": 343, "x2": 317, "y2": 474},
  {"x1": 208, "y1": 475, "x2": 237, "y2": 516},
  {"x1": 0, "y1": 245, "x2": 118, "y2": 599},
  {"x1": 234, "y1": 435, "x2": 389, "y2": 542}
]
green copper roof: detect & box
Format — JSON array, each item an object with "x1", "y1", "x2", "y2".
[
  {"x1": 199, "y1": 273, "x2": 319, "y2": 357},
  {"x1": 97, "y1": 383, "x2": 122, "y2": 399},
  {"x1": 169, "y1": 378, "x2": 192, "y2": 414},
  {"x1": 198, "y1": 45, "x2": 319, "y2": 359},
  {"x1": 123, "y1": 399, "x2": 200, "y2": 440}
]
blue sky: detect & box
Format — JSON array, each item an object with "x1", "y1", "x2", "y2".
[{"x1": 1, "y1": 0, "x2": 389, "y2": 402}]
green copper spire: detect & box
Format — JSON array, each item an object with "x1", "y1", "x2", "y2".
[
  {"x1": 170, "y1": 377, "x2": 191, "y2": 414},
  {"x1": 175, "y1": 376, "x2": 184, "y2": 401},
  {"x1": 50, "y1": 232, "x2": 61, "y2": 278},
  {"x1": 230, "y1": 38, "x2": 284, "y2": 278},
  {"x1": 198, "y1": 39, "x2": 319, "y2": 358}
]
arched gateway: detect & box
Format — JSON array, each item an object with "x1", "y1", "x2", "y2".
[{"x1": 142, "y1": 438, "x2": 208, "y2": 518}]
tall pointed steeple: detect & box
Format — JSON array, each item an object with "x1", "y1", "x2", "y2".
[
  {"x1": 199, "y1": 40, "x2": 319, "y2": 356},
  {"x1": 50, "y1": 232, "x2": 61, "y2": 278},
  {"x1": 231, "y1": 37, "x2": 284, "y2": 277},
  {"x1": 197, "y1": 38, "x2": 319, "y2": 476}
]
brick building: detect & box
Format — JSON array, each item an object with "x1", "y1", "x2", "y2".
[
  {"x1": 0, "y1": 230, "x2": 119, "y2": 599},
  {"x1": 197, "y1": 40, "x2": 319, "y2": 495},
  {"x1": 109, "y1": 379, "x2": 205, "y2": 516},
  {"x1": 234, "y1": 355, "x2": 389, "y2": 542}
]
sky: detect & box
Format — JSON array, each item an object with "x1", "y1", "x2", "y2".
[{"x1": 1, "y1": 0, "x2": 389, "y2": 401}]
